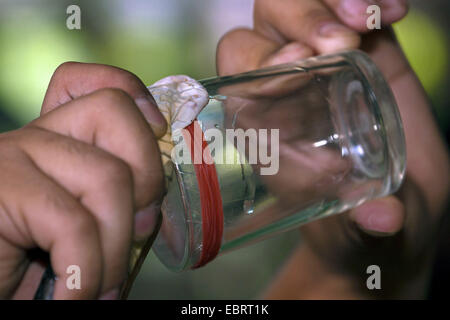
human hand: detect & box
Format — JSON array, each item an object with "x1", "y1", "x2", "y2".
[
  {"x1": 217, "y1": 0, "x2": 449, "y2": 298},
  {"x1": 0, "y1": 62, "x2": 166, "y2": 299}
]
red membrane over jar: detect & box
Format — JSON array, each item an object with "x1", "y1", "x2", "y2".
[{"x1": 152, "y1": 50, "x2": 406, "y2": 271}]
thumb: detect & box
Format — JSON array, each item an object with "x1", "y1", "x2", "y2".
[
  {"x1": 349, "y1": 196, "x2": 406, "y2": 236},
  {"x1": 217, "y1": 28, "x2": 314, "y2": 76}
]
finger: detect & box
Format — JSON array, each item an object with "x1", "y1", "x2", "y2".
[
  {"x1": 349, "y1": 196, "x2": 405, "y2": 235},
  {"x1": 361, "y1": 29, "x2": 450, "y2": 215},
  {"x1": 0, "y1": 156, "x2": 103, "y2": 299},
  {"x1": 31, "y1": 88, "x2": 165, "y2": 211},
  {"x1": 217, "y1": 28, "x2": 314, "y2": 75},
  {"x1": 323, "y1": 0, "x2": 409, "y2": 32},
  {"x1": 42, "y1": 62, "x2": 167, "y2": 138},
  {"x1": 16, "y1": 127, "x2": 135, "y2": 294},
  {"x1": 133, "y1": 202, "x2": 161, "y2": 242},
  {"x1": 254, "y1": 0, "x2": 361, "y2": 54}
]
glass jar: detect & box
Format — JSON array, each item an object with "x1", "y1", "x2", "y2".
[{"x1": 152, "y1": 50, "x2": 407, "y2": 271}]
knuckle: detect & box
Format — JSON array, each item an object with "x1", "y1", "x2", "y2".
[
  {"x1": 94, "y1": 87, "x2": 133, "y2": 105},
  {"x1": 216, "y1": 28, "x2": 261, "y2": 74},
  {"x1": 217, "y1": 28, "x2": 252, "y2": 50},
  {"x1": 92, "y1": 88, "x2": 136, "y2": 115},
  {"x1": 100, "y1": 67, "x2": 148, "y2": 98},
  {"x1": 254, "y1": 0, "x2": 269, "y2": 16},
  {"x1": 40, "y1": 188, "x2": 97, "y2": 235},
  {"x1": 1, "y1": 127, "x2": 35, "y2": 152},
  {"x1": 53, "y1": 61, "x2": 79, "y2": 79},
  {"x1": 115, "y1": 69, "x2": 142, "y2": 87},
  {"x1": 97, "y1": 156, "x2": 133, "y2": 189},
  {"x1": 67, "y1": 207, "x2": 98, "y2": 236}
]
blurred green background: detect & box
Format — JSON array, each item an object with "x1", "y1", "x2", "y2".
[{"x1": 0, "y1": 0, "x2": 448, "y2": 299}]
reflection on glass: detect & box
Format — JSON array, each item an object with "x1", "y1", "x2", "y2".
[{"x1": 152, "y1": 50, "x2": 406, "y2": 271}]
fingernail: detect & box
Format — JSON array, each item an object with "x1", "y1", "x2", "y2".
[
  {"x1": 134, "y1": 202, "x2": 161, "y2": 241},
  {"x1": 341, "y1": 0, "x2": 370, "y2": 17},
  {"x1": 134, "y1": 96, "x2": 167, "y2": 137},
  {"x1": 99, "y1": 288, "x2": 119, "y2": 300},
  {"x1": 319, "y1": 23, "x2": 355, "y2": 37},
  {"x1": 355, "y1": 211, "x2": 399, "y2": 236}
]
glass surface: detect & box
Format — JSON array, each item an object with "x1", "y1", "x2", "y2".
[{"x1": 152, "y1": 50, "x2": 406, "y2": 271}]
